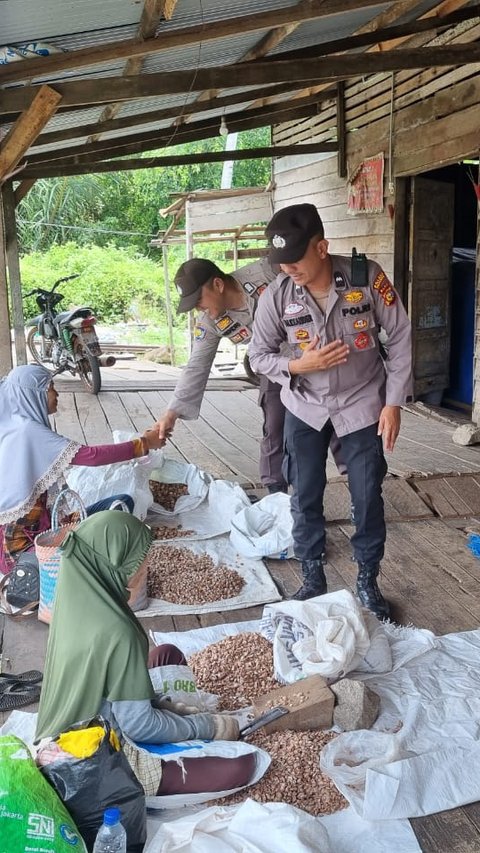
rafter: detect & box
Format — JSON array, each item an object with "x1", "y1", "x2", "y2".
[
  {"x1": 21, "y1": 142, "x2": 338, "y2": 179},
  {"x1": 0, "y1": 0, "x2": 382, "y2": 86},
  {"x1": 0, "y1": 85, "x2": 62, "y2": 182},
  {"x1": 87, "y1": 0, "x2": 178, "y2": 144},
  {"x1": 2, "y1": 44, "x2": 479, "y2": 114}
]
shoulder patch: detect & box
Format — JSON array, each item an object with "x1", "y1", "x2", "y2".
[
  {"x1": 194, "y1": 324, "x2": 206, "y2": 341},
  {"x1": 334, "y1": 271, "x2": 347, "y2": 292},
  {"x1": 242, "y1": 281, "x2": 256, "y2": 295}
]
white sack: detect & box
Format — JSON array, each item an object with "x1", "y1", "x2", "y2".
[
  {"x1": 153, "y1": 478, "x2": 251, "y2": 540},
  {"x1": 148, "y1": 457, "x2": 211, "y2": 516},
  {"x1": 261, "y1": 589, "x2": 392, "y2": 682},
  {"x1": 149, "y1": 664, "x2": 218, "y2": 712},
  {"x1": 145, "y1": 799, "x2": 332, "y2": 853},
  {"x1": 230, "y1": 492, "x2": 294, "y2": 559}
]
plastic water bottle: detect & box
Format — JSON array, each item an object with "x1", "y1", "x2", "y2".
[{"x1": 92, "y1": 807, "x2": 127, "y2": 853}]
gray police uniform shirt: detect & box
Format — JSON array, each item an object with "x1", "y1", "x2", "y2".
[
  {"x1": 168, "y1": 257, "x2": 275, "y2": 419},
  {"x1": 248, "y1": 255, "x2": 412, "y2": 437}
]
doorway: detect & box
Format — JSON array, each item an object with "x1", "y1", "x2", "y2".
[{"x1": 398, "y1": 162, "x2": 479, "y2": 411}]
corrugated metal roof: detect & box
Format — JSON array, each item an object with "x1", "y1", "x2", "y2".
[{"x1": 1, "y1": 0, "x2": 476, "y2": 171}]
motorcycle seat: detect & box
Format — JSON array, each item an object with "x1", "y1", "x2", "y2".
[{"x1": 54, "y1": 307, "x2": 93, "y2": 326}]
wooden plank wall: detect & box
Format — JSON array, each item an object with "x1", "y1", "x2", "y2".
[
  {"x1": 272, "y1": 19, "x2": 480, "y2": 283},
  {"x1": 473, "y1": 195, "x2": 480, "y2": 424}
]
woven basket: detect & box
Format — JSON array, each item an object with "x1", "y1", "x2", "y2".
[{"x1": 35, "y1": 489, "x2": 87, "y2": 624}]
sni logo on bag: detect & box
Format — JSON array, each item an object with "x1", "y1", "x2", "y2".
[{"x1": 27, "y1": 813, "x2": 54, "y2": 840}]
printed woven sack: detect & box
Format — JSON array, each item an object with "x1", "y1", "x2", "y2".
[{"x1": 35, "y1": 489, "x2": 87, "y2": 624}]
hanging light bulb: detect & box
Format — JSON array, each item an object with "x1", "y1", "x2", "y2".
[{"x1": 219, "y1": 115, "x2": 229, "y2": 137}]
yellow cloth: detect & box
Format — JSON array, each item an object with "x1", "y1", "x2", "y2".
[{"x1": 57, "y1": 725, "x2": 120, "y2": 758}]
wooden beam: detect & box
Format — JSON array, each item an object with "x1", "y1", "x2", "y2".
[
  {"x1": 260, "y1": 4, "x2": 480, "y2": 62},
  {"x1": 0, "y1": 198, "x2": 13, "y2": 375},
  {"x1": 336, "y1": 81, "x2": 346, "y2": 178},
  {"x1": 0, "y1": 0, "x2": 383, "y2": 85},
  {"x1": 2, "y1": 183, "x2": 27, "y2": 365},
  {"x1": 33, "y1": 83, "x2": 335, "y2": 147},
  {"x1": 24, "y1": 101, "x2": 324, "y2": 166},
  {"x1": 2, "y1": 44, "x2": 479, "y2": 114},
  {"x1": 87, "y1": 0, "x2": 177, "y2": 143},
  {"x1": 20, "y1": 142, "x2": 338, "y2": 179},
  {"x1": 14, "y1": 179, "x2": 37, "y2": 206},
  {"x1": 0, "y1": 85, "x2": 62, "y2": 181}
]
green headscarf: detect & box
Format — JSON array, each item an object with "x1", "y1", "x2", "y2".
[{"x1": 36, "y1": 511, "x2": 154, "y2": 740}]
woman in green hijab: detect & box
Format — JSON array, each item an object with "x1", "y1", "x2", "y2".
[{"x1": 36, "y1": 511, "x2": 255, "y2": 796}]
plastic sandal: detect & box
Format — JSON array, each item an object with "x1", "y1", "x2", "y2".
[
  {"x1": 0, "y1": 670, "x2": 43, "y2": 684},
  {"x1": 0, "y1": 681, "x2": 41, "y2": 712}
]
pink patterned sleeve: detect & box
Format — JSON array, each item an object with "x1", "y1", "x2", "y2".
[{"x1": 71, "y1": 438, "x2": 147, "y2": 466}]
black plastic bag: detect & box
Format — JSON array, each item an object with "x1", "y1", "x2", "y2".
[{"x1": 40, "y1": 717, "x2": 146, "y2": 853}]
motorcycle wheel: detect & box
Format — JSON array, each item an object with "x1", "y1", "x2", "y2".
[
  {"x1": 26, "y1": 327, "x2": 55, "y2": 370},
  {"x1": 74, "y1": 338, "x2": 101, "y2": 394}
]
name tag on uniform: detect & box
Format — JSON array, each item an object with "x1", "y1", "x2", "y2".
[{"x1": 284, "y1": 314, "x2": 313, "y2": 327}]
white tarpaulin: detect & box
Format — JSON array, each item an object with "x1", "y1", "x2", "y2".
[{"x1": 137, "y1": 536, "x2": 281, "y2": 617}]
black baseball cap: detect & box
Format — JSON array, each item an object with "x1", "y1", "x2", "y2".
[
  {"x1": 174, "y1": 258, "x2": 222, "y2": 313},
  {"x1": 265, "y1": 203, "x2": 325, "y2": 264}
]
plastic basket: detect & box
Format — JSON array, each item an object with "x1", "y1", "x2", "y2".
[{"x1": 35, "y1": 489, "x2": 87, "y2": 624}]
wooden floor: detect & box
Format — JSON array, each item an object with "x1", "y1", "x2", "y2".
[{"x1": 4, "y1": 371, "x2": 480, "y2": 851}]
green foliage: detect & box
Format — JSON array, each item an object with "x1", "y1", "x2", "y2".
[{"x1": 20, "y1": 242, "x2": 165, "y2": 324}]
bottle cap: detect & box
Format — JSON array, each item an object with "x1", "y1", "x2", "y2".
[{"x1": 104, "y1": 807, "x2": 120, "y2": 826}]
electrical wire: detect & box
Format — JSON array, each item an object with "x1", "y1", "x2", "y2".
[{"x1": 16, "y1": 218, "x2": 157, "y2": 238}]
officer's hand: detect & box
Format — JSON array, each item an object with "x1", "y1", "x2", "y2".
[
  {"x1": 378, "y1": 405, "x2": 401, "y2": 451},
  {"x1": 289, "y1": 337, "x2": 349, "y2": 375},
  {"x1": 154, "y1": 411, "x2": 177, "y2": 441},
  {"x1": 142, "y1": 428, "x2": 166, "y2": 451}
]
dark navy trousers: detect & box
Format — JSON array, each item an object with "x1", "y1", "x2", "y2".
[{"x1": 283, "y1": 412, "x2": 387, "y2": 566}]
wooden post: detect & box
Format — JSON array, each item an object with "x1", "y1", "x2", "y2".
[
  {"x1": 2, "y1": 182, "x2": 26, "y2": 365},
  {"x1": 473, "y1": 176, "x2": 480, "y2": 425},
  {"x1": 336, "y1": 80, "x2": 346, "y2": 179},
  {"x1": 185, "y1": 198, "x2": 194, "y2": 355},
  {"x1": 162, "y1": 244, "x2": 176, "y2": 366},
  {"x1": 0, "y1": 200, "x2": 13, "y2": 376}
]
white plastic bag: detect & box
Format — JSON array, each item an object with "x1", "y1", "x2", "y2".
[
  {"x1": 149, "y1": 664, "x2": 218, "y2": 712},
  {"x1": 261, "y1": 590, "x2": 390, "y2": 682},
  {"x1": 230, "y1": 493, "x2": 294, "y2": 559}
]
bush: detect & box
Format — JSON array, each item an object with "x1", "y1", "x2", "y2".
[{"x1": 20, "y1": 242, "x2": 166, "y2": 323}]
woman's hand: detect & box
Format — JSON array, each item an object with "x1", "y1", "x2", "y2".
[{"x1": 142, "y1": 428, "x2": 166, "y2": 451}]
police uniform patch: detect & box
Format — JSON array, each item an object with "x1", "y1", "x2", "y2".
[
  {"x1": 334, "y1": 271, "x2": 347, "y2": 291},
  {"x1": 284, "y1": 314, "x2": 313, "y2": 327},
  {"x1": 194, "y1": 324, "x2": 206, "y2": 341},
  {"x1": 373, "y1": 271, "x2": 386, "y2": 291},
  {"x1": 242, "y1": 281, "x2": 256, "y2": 295},
  {"x1": 353, "y1": 318, "x2": 368, "y2": 330},
  {"x1": 343, "y1": 290, "x2": 363, "y2": 304},
  {"x1": 382, "y1": 287, "x2": 396, "y2": 306},
  {"x1": 224, "y1": 322, "x2": 240, "y2": 337},
  {"x1": 341, "y1": 303, "x2": 371, "y2": 318},
  {"x1": 215, "y1": 315, "x2": 233, "y2": 332},
  {"x1": 284, "y1": 302, "x2": 304, "y2": 316},
  {"x1": 256, "y1": 284, "x2": 267, "y2": 297},
  {"x1": 298, "y1": 342, "x2": 311, "y2": 351},
  {"x1": 354, "y1": 332, "x2": 370, "y2": 350},
  {"x1": 230, "y1": 327, "x2": 251, "y2": 344},
  {"x1": 295, "y1": 329, "x2": 310, "y2": 341}
]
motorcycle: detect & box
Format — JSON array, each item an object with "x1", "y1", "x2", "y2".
[{"x1": 24, "y1": 274, "x2": 115, "y2": 394}]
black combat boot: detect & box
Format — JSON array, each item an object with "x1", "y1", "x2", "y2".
[
  {"x1": 292, "y1": 558, "x2": 327, "y2": 601},
  {"x1": 356, "y1": 563, "x2": 390, "y2": 620}
]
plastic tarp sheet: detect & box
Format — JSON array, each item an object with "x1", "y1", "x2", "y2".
[{"x1": 138, "y1": 536, "x2": 281, "y2": 617}]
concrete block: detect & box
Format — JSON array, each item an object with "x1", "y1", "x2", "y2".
[{"x1": 331, "y1": 678, "x2": 380, "y2": 731}]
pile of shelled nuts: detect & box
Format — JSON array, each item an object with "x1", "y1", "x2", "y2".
[
  {"x1": 149, "y1": 481, "x2": 188, "y2": 511},
  {"x1": 147, "y1": 545, "x2": 244, "y2": 605}
]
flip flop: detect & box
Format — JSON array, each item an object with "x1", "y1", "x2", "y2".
[
  {"x1": 0, "y1": 681, "x2": 41, "y2": 712},
  {"x1": 0, "y1": 670, "x2": 43, "y2": 684}
]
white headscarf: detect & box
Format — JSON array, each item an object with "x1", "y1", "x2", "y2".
[{"x1": 0, "y1": 365, "x2": 80, "y2": 524}]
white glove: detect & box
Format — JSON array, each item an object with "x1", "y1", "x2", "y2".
[{"x1": 211, "y1": 714, "x2": 240, "y2": 741}]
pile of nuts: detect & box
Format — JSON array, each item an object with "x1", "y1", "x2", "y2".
[
  {"x1": 147, "y1": 545, "x2": 244, "y2": 605},
  {"x1": 217, "y1": 729, "x2": 347, "y2": 816},
  {"x1": 153, "y1": 525, "x2": 195, "y2": 540},
  {"x1": 149, "y1": 481, "x2": 188, "y2": 511},
  {"x1": 189, "y1": 633, "x2": 279, "y2": 710}
]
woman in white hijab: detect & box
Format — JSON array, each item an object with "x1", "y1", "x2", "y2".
[{"x1": 0, "y1": 365, "x2": 163, "y2": 574}]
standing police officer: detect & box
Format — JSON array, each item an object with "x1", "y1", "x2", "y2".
[
  {"x1": 249, "y1": 204, "x2": 412, "y2": 619},
  {"x1": 154, "y1": 257, "x2": 288, "y2": 493}
]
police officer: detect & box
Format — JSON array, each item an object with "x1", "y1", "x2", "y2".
[
  {"x1": 249, "y1": 204, "x2": 412, "y2": 619},
  {"x1": 154, "y1": 257, "x2": 288, "y2": 493}
]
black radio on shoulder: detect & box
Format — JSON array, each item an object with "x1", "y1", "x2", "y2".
[{"x1": 351, "y1": 247, "x2": 368, "y2": 287}]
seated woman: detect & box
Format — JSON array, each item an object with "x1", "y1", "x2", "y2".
[
  {"x1": 0, "y1": 364, "x2": 164, "y2": 574},
  {"x1": 35, "y1": 512, "x2": 255, "y2": 796}
]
